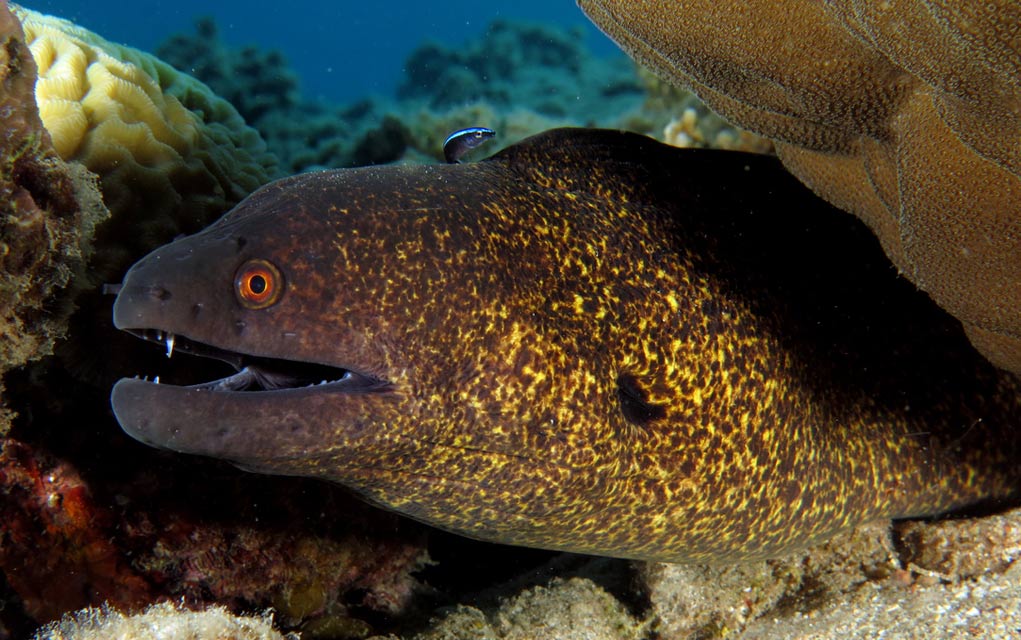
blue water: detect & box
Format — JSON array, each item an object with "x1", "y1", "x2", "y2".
[{"x1": 26, "y1": 0, "x2": 620, "y2": 103}]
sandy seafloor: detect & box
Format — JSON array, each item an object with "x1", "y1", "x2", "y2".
[{"x1": 4, "y1": 1, "x2": 1021, "y2": 639}]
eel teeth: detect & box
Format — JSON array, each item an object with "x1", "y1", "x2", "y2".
[{"x1": 166, "y1": 333, "x2": 175, "y2": 358}]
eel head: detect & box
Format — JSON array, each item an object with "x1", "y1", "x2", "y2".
[
  {"x1": 109, "y1": 158, "x2": 613, "y2": 544},
  {"x1": 110, "y1": 171, "x2": 406, "y2": 477}
]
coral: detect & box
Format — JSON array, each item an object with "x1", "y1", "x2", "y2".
[
  {"x1": 640, "y1": 521, "x2": 897, "y2": 637},
  {"x1": 12, "y1": 3, "x2": 278, "y2": 282},
  {"x1": 413, "y1": 578, "x2": 644, "y2": 640},
  {"x1": 156, "y1": 17, "x2": 300, "y2": 128},
  {"x1": 33, "y1": 601, "x2": 294, "y2": 640},
  {"x1": 490, "y1": 578, "x2": 642, "y2": 640},
  {"x1": 0, "y1": 438, "x2": 152, "y2": 621},
  {"x1": 894, "y1": 507, "x2": 1021, "y2": 581},
  {"x1": 580, "y1": 0, "x2": 1021, "y2": 372},
  {"x1": 129, "y1": 500, "x2": 426, "y2": 628},
  {"x1": 0, "y1": 0, "x2": 108, "y2": 433},
  {"x1": 661, "y1": 107, "x2": 773, "y2": 154},
  {"x1": 398, "y1": 20, "x2": 641, "y2": 117}
]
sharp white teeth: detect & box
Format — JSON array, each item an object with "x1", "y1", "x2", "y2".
[{"x1": 166, "y1": 333, "x2": 175, "y2": 358}]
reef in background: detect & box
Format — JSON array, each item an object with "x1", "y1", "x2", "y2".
[{"x1": 155, "y1": 17, "x2": 769, "y2": 175}]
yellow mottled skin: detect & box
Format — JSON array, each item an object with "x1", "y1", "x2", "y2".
[{"x1": 110, "y1": 129, "x2": 1021, "y2": 563}]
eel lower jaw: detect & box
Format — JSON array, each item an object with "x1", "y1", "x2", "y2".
[{"x1": 124, "y1": 328, "x2": 389, "y2": 394}]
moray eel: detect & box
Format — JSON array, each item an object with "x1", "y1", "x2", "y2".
[{"x1": 110, "y1": 128, "x2": 1021, "y2": 563}]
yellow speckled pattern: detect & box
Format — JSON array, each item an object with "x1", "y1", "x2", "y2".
[
  {"x1": 111, "y1": 129, "x2": 1021, "y2": 563},
  {"x1": 579, "y1": 0, "x2": 1021, "y2": 375}
]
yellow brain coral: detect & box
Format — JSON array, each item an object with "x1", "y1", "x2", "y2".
[
  {"x1": 580, "y1": 0, "x2": 1021, "y2": 373},
  {"x1": 11, "y1": 4, "x2": 277, "y2": 277}
]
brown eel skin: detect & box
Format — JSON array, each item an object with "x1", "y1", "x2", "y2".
[{"x1": 110, "y1": 128, "x2": 1021, "y2": 564}]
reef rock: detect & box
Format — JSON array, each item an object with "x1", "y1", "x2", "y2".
[{"x1": 0, "y1": 0, "x2": 107, "y2": 433}]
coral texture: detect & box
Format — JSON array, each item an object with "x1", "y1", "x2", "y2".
[
  {"x1": 33, "y1": 602, "x2": 294, "y2": 640},
  {"x1": 580, "y1": 0, "x2": 1021, "y2": 372},
  {"x1": 0, "y1": 420, "x2": 427, "y2": 632},
  {"x1": 12, "y1": 3, "x2": 277, "y2": 281},
  {"x1": 0, "y1": 0, "x2": 107, "y2": 433},
  {"x1": 0, "y1": 439, "x2": 153, "y2": 621},
  {"x1": 417, "y1": 578, "x2": 643, "y2": 640}
]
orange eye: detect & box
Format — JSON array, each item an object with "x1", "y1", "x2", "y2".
[{"x1": 234, "y1": 259, "x2": 284, "y2": 309}]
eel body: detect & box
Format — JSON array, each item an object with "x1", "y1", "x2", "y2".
[{"x1": 110, "y1": 128, "x2": 1021, "y2": 563}]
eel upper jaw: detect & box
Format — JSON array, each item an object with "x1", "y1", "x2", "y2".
[{"x1": 122, "y1": 327, "x2": 389, "y2": 395}]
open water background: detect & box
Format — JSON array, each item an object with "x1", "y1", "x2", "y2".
[{"x1": 26, "y1": 1, "x2": 620, "y2": 103}]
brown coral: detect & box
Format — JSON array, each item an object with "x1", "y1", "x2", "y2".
[
  {"x1": 0, "y1": 0, "x2": 107, "y2": 432},
  {"x1": 580, "y1": 0, "x2": 1021, "y2": 372}
]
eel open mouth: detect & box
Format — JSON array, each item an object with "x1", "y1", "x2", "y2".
[{"x1": 126, "y1": 328, "x2": 387, "y2": 393}]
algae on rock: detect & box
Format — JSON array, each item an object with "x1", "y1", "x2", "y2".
[{"x1": 0, "y1": 0, "x2": 108, "y2": 434}]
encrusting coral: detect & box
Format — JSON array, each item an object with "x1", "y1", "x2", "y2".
[
  {"x1": 580, "y1": 0, "x2": 1021, "y2": 373},
  {"x1": 0, "y1": 415, "x2": 429, "y2": 633},
  {"x1": 0, "y1": 0, "x2": 107, "y2": 433},
  {"x1": 0, "y1": 439, "x2": 154, "y2": 620}
]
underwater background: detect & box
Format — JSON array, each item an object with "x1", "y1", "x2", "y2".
[
  {"x1": 3, "y1": 0, "x2": 1021, "y2": 638},
  {"x1": 30, "y1": 0, "x2": 621, "y2": 103},
  {"x1": 21, "y1": 0, "x2": 731, "y2": 177}
]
